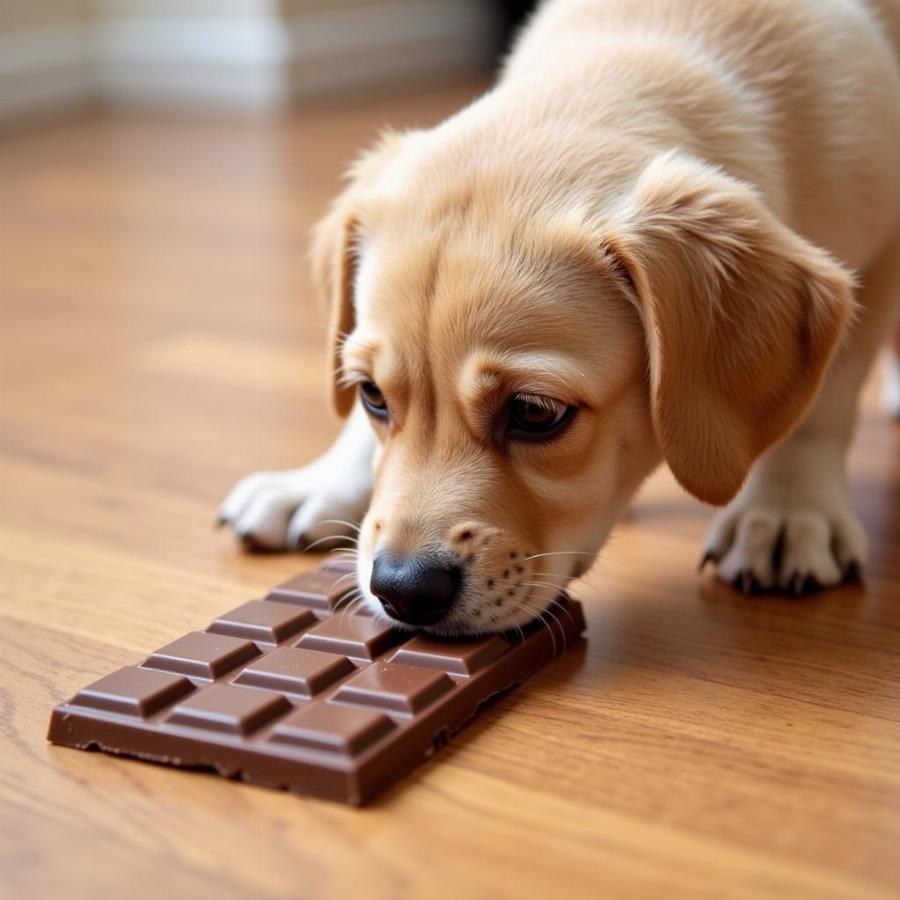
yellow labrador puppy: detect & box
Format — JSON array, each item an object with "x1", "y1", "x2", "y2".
[{"x1": 221, "y1": 0, "x2": 900, "y2": 634}]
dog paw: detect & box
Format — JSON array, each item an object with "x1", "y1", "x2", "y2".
[
  {"x1": 218, "y1": 463, "x2": 370, "y2": 552},
  {"x1": 701, "y1": 500, "x2": 866, "y2": 595}
]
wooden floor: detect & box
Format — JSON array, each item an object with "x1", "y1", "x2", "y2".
[{"x1": 2, "y1": 84, "x2": 899, "y2": 900}]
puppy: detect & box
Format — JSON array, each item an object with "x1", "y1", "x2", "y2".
[{"x1": 220, "y1": 0, "x2": 900, "y2": 634}]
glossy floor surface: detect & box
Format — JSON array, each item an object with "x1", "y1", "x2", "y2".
[{"x1": 2, "y1": 85, "x2": 899, "y2": 899}]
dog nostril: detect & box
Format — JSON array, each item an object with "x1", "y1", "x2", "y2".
[{"x1": 370, "y1": 552, "x2": 461, "y2": 626}]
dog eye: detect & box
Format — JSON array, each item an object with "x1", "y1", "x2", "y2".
[
  {"x1": 507, "y1": 393, "x2": 576, "y2": 440},
  {"x1": 359, "y1": 380, "x2": 389, "y2": 419}
]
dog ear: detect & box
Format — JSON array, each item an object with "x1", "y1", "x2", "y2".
[
  {"x1": 310, "y1": 130, "x2": 418, "y2": 417},
  {"x1": 311, "y1": 208, "x2": 359, "y2": 417},
  {"x1": 599, "y1": 151, "x2": 856, "y2": 505}
]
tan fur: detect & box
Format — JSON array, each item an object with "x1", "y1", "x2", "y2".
[{"x1": 226, "y1": 0, "x2": 900, "y2": 629}]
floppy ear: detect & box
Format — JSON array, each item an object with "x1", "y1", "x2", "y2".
[
  {"x1": 311, "y1": 207, "x2": 359, "y2": 417},
  {"x1": 600, "y1": 151, "x2": 856, "y2": 504},
  {"x1": 310, "y1": 129, "x2": 418, "y2": 417}
]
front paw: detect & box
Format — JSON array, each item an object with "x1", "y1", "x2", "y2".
[
  {"x1": 218, "y1": 464, "x2": 370, "y2": 552},
  {"x1": 702, "y1": 500, "x2": 866, "y2": 595}
]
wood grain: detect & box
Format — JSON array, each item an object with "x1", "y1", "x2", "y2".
[{"x1": 1, "y1": 85, "x2": 899, "y2": 900}]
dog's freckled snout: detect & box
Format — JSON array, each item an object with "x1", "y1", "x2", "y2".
[{"x1": 370, "y1": 552, "x2": 461, "y2": 626}]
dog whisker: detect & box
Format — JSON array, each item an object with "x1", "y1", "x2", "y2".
[
  {"x1": 327, "y1": 547, "x2": 360, "y2": 567},
  {"x1": 527, "y1": 604, "x2": 559, "y2": 655},
  {"x1": 302, "y1": 532, "x2": 359, "y2": 553},
  {"x1": 334, "y1": 588, "x2": 365, "y2": 629},
  {"x1": 332, "y1": 585, "x2": 361, "y2": 608},
  {"x1": 528, "y1": 595, "x2": 573, "y2": 617},
  {"x1": 327, "y1": 570, "x2": 358, "y2": 592},
  {"x1": 522, "y1": 550, "x2": 597, "y2": 563},
  {"x1": 507, "y1": 616, "x2": 526, "y2": 646},
  {"x1": 516, "y1": 596, "x2": 569, "y2": 654},
  {"x1": 519, "y1": 584, "x2": 578, "y2": 630},
  {"x1": 527, "y1": 572, "x2": 570, "y2": 583},
  {"x1": 541, "y1": 606, "x2": 569, "y2": 653},
  {"x1": 316, "y1": 518, "x2": 362, "y2": 534},
  {"x1": 528, "y1": 571, "x2": 586, "y2": 591},
  {"x1": 520, "y1": 579, "x2": 569, "y2": 595},
  {"x1": 339, "y1": 593, "x2": 365, "y2": 623}
]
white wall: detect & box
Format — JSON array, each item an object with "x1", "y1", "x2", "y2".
[
  {"x1": 0, "y1": 0, "x2": 92, "y2": 119},
  {"x1": 94, "y1": 0, "x2": 290, "y2": 110},
  {"x1": 0, "y1": 0, "x2": 497, "y2": 119}
]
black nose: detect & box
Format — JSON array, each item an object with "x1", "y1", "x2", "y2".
[{"x1": 370, "y1": 553, "x2": 461, "y2": 626}]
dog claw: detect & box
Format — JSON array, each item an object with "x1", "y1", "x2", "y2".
[
  {"x1": 784, "y1": 572, "x2": 822, "y2": 596},
  {"x1": 733, "y1": 570, "x2": 761, "y2": 594},
  {"x1": 238, "y1": 531, "x2": 261, "y2": 551},
  {"x1": 698, "y1": 550, "x2": 718, "y2": 572},
  {"x1": 214, "y1": 515, "x2": 227, "y2": 530},
  {"x1": 843, "y1": 560, "x2": 863, "y2": 583}
]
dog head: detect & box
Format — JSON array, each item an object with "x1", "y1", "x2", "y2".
[{"x1": 314, "y1": 133, "x2": 854, "y2": 634}]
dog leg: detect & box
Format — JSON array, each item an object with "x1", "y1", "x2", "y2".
[
  {"x1": 704, "y1": 229, "x2": 900, "y2": 593},
  {"x1": 218, "y1": 403, "x2": 374, "y2": 551}
]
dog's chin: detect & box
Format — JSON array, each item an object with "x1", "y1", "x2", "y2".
[
  {"x1": 367, "y1": 603, "x2": 492, "y2": 638},
  {"x1": 363, "y1": 589, "x2": 565, "y2": 638}
]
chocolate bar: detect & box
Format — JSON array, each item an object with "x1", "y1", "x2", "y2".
[{"x1": 47, "y1": 558, "x2": 585, "y2": 805}]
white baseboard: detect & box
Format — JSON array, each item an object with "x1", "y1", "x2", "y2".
[
  {"x1": 0, "y1": 25, "x2": 93, "y2": 120},
  {"x1": 0, "y1": 2, "x2": 496, "y2": 118}
]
